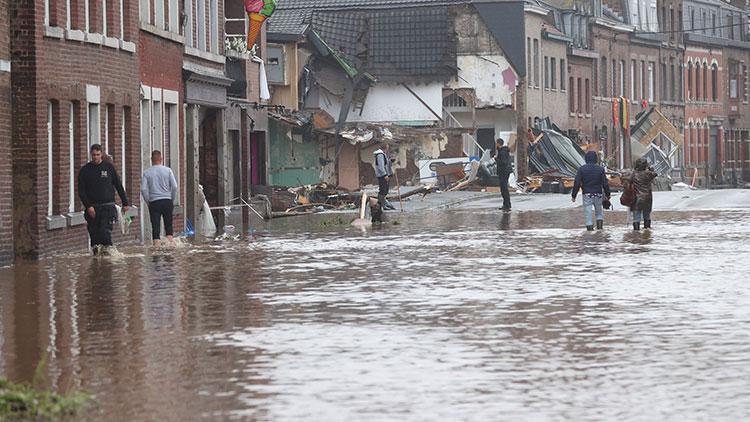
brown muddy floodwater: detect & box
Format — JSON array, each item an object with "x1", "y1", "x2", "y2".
[{"x1": 1, "y1": 208, "x2": 750, "y2": 421}]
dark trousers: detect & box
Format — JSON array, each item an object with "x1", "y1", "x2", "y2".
[
  {"x1": 84, "y1": 205, "x2": 116, "y2": 247},
  {"x1": 148, "y1": 199, "x2": 174, "y2": 240},
  {"x1": 377, "y1": 176, "x2": 390, "y2": 205},
  {"x1": 499, "y1": 172, "x2": 511, "y2": 209}
]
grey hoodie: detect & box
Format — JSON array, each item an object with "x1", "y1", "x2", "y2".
[{"x1": 373, "y1": 149, "x2": 393, "y2": 178}]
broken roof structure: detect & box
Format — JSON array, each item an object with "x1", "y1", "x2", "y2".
[
  {"x1": 630, "y1": 107, "x2": 683, "y2": 175},
  {"x1": 529, "y1": 129, "x2": 586, "y2": 177},
  {"x1": 309, "y1": 7, "x2": 457, "y2": 83}
]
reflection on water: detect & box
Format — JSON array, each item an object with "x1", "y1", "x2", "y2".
[{"x1": 1, "y1": 208, "x2": 750, "y2": 421}]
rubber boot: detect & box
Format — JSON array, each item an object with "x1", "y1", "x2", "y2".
[
  {"x1": 633, "y1": 222, "x2": 640, "y2": 231},
  {"x1": 586, "y1": 225, "x2": 594, "y2": 231},
  {"x1": 596, "y1": 220, "x2": 603, "y2": 230},
  {"x1": 644, "y1": 220, "x2": 651, "y2": 229}
]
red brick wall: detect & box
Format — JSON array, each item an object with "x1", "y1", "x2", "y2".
[
  {"x1": 139, "y1": 32, "x2": 186, "y2": 234},
  {"x1": 0, "y1": 0, "x2": 12, "y2": 266},
  {"x1": 12, "y1": 0, "x2": 141, "y2": 260}
]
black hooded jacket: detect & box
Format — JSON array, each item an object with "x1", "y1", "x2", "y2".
[{"x1": 572, "y1": 151, "x2": 611, "y2": 199}]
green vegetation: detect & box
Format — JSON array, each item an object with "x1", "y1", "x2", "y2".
[
  {"x1": 320, "y1": 216, "x2": 352, "y2": 228},
  {"x1": 0, "y1": 356, "x2": 93, "y2": 420},
  {"x1": 0, "y1": 378, "x2": 92, "y2": 421}
]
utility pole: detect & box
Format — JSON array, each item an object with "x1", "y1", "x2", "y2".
[{"x1": 516, "y1": 75, "x2": 528, "y2": 179}]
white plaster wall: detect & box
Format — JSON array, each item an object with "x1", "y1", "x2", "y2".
[
  {"x1": 450, "y1": 109, "x2": 516, "y2": 136},
  {"x1": 318, "y1": 82, "x2": 443, "y2": 123},
  {"x1": 448, "y1": 55, "x2": 516, "y2": 107}
]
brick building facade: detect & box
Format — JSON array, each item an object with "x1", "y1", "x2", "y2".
[
  {"x1": 138, "y1": 0, "x2": 186, "y2": 242},
  {"x1": 11, "y1": 0, "x2": 141, "y2": 260},
  {"x1": 0, "y1": 0, "x2": 12, "y2": 266}
]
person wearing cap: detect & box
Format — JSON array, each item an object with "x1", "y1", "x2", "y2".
[
  {"x1": 572, "y1": 150, "x2": 611, "y2": 231},
  {"x1": 495, "y1": 138, "x2": 513, "y2": 212},
  {"x1": 141, "y1": 150, "x2": 179, "y2": 246},
  {"x1": 79, "y1": 144, "x2": 129, "y2": 253}
]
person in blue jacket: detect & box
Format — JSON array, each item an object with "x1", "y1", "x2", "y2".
[{"x1": 571, "y1": 151, "x2": 611, "y2": 231}]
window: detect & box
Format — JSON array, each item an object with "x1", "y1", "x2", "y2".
[
  {"x1": 47, "y1": 102, "x2": 54, "y2": 216},
  {"x1": 631, "y1": 60, "x2": 636, "y2": 99},
  {"x1": 102, "y1": 0, "x2": 108, "y2": 36},
  {"x1": 45, "y1": 0, "x2": 58, "y2": 26},
  {"x1": 185, "y1": 0, "x2": 193, "y2": 47},
  {"x1": 702, "y1": 10, "x2": 707, "y2": 34},
  {"x1": 155, "y1": 0, "x2": 164, "y2": 29},
  {"x1": 670, "y1": 9, "x2": 674, "y2": 40},
  {"x1": 600, "y1": 56, "x2": 607, "y2": 97},
  {"x1": 577, "y1": 78, "x2": 582, "y2": 113},
  {"x1": 153, "y1": 99, "x2": 163, "y2": 152},
  {"x1": 612, "y1": 59, "x2": 617, "y2": 96},
  {"x1": 166, "y1": 103, "x2": 179, "y2": 194},
  {"x1": 68, "y1": 103, "x2": 76, "y2": 212},
  {"x1": 594, "y1": 59, "x2": 599, "y2": 96},
  {"x1": 527, "y1": 38, "x2": 532, "y2": 78},
  {"x1": 690, "y1": 8, "x2": 694, "y2": 30},
  {"x1": 87, "y1": 104, "x2": 100, "y2": 152},
  {"x1": 104, "y1": 105, "x2": 110, "y2": 153},
  {"x1": 210, "y1": 0, "x2": 218, "y2": 53},
  {"x1": 569, "y1": 77, "x2": 575, "y2": 112},
  {"x1": 648, "y1": 62, "x2": 655, "y2": 102},
  {"x1": 85, "y1": 0, "x2": 91, "y2": 31},
  {"x1": 550, "y1": 57, "x2": 558, "y2": 90},
  {"x1": 661, "y1": 62, "x2": 667, "y2": 101},
  {"x1": 688, "y1": 62, "x2": 693, "y2": 100},
  {"x1": 620, "y1": 60, "x2": 625, "y2": 97},
  {"x1": 120, "y1": 0, "x2": 125, "y2": 38},
  {"x1": 169, "y1": 0, "x2": 179, "y2": 33},
  {"x1": 641, "y1": 61, "x2": 646, "y2": 99},
  {"x1": 703, "y1": 63, "x2": 708, "y2": 101},
  {"x1": 712, "y1": 12, "x2": 716, "y2": 35},
  {"x1": 679, "y1": 62, "x2": 683, "y2": 101},
  {"x1": 560, "y1": 59, "x2": 566, "y2": 92},
  {"x1": 121, "y1": 108, "x2": 129, "y2": 190},
  {"x1": 730, "y1": 60, "x2": 740, "y2": 99},
  {"x1": 533, "y1": 39, "x2": 539, "y2": 87},
  {"x1": 140, "y1": 0, "x2": 150, "y2": 24},
  {"x1": 544, "y1": 56, "x2": 549, "y2": 89},
  {"x1": 670, "y1": 62, "x2": 676, "y2": 101},
  {"x1": 585, "y1": 78, "x2": 591, "y2": 114},
  {"x1": 696, "y1": 62, "x2": 702, "y2": 99},
  {"x1": 197, "y1": 0, "x2": 206, "y2": 51},
  {"x1": 712, "y1": 63, "x2": 718, "y2": 101}
]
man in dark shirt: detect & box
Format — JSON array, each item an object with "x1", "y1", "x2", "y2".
[
  {"x1": 79, "y1": 144, "x2": 129, "y2": 253},
  {"x1": 495, "y1": 138, "x2": 513, "y2": 212}
]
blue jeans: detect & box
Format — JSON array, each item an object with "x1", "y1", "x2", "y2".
[
  {"x1": 632, "y1": 208, "x2": 651, "y2": 223},
  {"x1": 582, "y1": 195, "x2": 604, "y2": 226}
]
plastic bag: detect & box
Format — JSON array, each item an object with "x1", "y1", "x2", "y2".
[{"x1": 196, "y1": 185, "x2": 217, "y2": 238}]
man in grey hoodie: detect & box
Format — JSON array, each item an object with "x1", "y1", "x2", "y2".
[
  {"x1": 141, "y1": 150, "x2": 179, "y2": 245},
  {"x1": 373, "y1": 143, "x2": 395, "y2": 210}
]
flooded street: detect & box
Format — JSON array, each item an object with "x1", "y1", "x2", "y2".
[{"x1": 2, "y1": 206, "x2": 750, "y2": 421}]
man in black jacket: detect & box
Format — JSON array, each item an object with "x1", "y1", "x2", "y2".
[
  {"x1": 571, "y1": 151, "x2": 611, "y2": 230},
  {"x1": 495, "y1": 138, "x2": 513, "y2": 211},
  {"x1": 79, "y1": 144, "x2": 129, "y2": 253}
]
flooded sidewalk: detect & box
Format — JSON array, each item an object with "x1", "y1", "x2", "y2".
[{"x1": 1, "y1": 206, "x2": 750, "y2": 421}]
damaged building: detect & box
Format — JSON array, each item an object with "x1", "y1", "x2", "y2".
[{"x1": 264, "y1": 0, "x2": 524, "y2": 190}]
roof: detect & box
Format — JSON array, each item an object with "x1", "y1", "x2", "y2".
[
  {"x1": 268, "y1": 0, "x2": 465, "y2": 40},
  {"x1": 267, "y1": 9, "x2": 311, "y2": 41},
  {"x1": 277, "y1": 0, "x2": 460, "y2": 10},
  {"x1": 307, "y1": 6, "x2": 457, "y2": 83}
]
